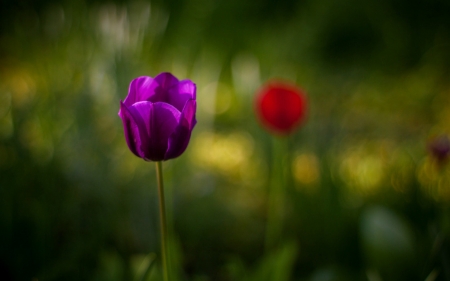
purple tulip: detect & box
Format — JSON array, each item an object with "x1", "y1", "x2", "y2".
[{"x1": 119, "y1": 72, "x2": 197, "y2": 161}]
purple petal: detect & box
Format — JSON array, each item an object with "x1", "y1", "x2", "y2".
[
  {"x1": 125, "y1": 76, "x2": 157, "y2": 106},
  {"x1": 119, "y1": 101, "x2": 150, "y2": 159},
  {"x1": 130, "y1": 101, "x2": 181, "y2": 161},
  {"x1": 119, "y1": 74, "x2": 196, "y2": 117},
  {"x1": 183, "y1": 99, "x2": 197, "y2": 130},
  {"x1": 153, "y1": 73, "x2": 196, "y2": 112},
  {"x1": 150, "y1": 72, "x2": 179, "y2": 106},
  {"x1": 164, "y1": 99, "x2": 196, "y2": 160},
  {"x1": 119, "y1": 76, "x2": 157, "y2": 117},
  {"x1": 154, "y1": 72, "x2": 180, "y2": 90},
  {"x1": 178, "y1": 80, "x2": 197, "y2": 100},
  {"x1": 121, "y1": 101, "x2": 182, "y2": 161},
  {"x1": 171, "y1": 79, "x2": 196, "y2": 111},
  {"x1": 146, "y1": 102, "x2": 181, "y2": 161}
]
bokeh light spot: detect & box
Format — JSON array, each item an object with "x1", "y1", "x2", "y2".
[{"x1": 292, "y1": 152, "x2": 320, "y2": 188}]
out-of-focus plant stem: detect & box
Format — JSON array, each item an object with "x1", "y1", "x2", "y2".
[{"x1": 265, "y1": 136, "x2": 288, "y2": 252}]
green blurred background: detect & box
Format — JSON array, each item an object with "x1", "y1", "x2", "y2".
[{"x1": 1, "y1": 0, "x2": 450, "y2": 280}]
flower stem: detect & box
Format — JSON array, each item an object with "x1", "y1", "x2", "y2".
[
  {"x1": 265, "y1": 136, "x2": 287, "y2": 252},
  {"x1": 156, "y1": 161, "x2": 169, "y2": 281}
]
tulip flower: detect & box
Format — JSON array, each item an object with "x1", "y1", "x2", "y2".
[
  {"x1": 255, "y1": 81, "x2": 307, "y2": 135},
  {"x1": 254, "y1": 80, "x2": 307, "y2": 252},
  {"x1": 119, "y1": 72, "x2": 196, "y2": 281},
  {"x1": 119, "y1": 72, "x2": 197, "y2": 161}
]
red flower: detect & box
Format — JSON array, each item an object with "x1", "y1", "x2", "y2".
[{"x1": 255, "y1": 81, "x2": 307, "y2": 135}]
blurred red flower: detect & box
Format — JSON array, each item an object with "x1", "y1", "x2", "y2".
[{"x1": 255, "y1": 81, "x2": 307, "y2": 135}]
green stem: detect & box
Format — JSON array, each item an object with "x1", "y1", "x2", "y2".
[
  {"x1": 156, "y1": 161, "x2": 169, "y2": 281},
  {"x1": 264, "y1": 136, "x2": 287, "y2": 252}
]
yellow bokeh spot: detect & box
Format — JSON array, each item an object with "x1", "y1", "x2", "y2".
[
  {"x1": 190, "y1": 131, "x2": 265, "y2": 210},
  {"x1": 339, "y1": 144, "x2": 387, "y2": 196},
  {"x1": 191, "y1": 131, "x2": 254, "y2": 178},
  {"x1": 292, "y1": 153, "x2": 320, "y2": 189},
  {"x1": 8, "y1": 71, "x2": 36, "y2": 108}
]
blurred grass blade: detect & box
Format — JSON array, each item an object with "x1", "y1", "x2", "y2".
[
  {"x1": 424, "y1": 269, "x2": 439, "y2": 281},
  {"x1": 252, "y1": 241, "x2": 298, "y2": 281},
  {"x1": 136, "y1": 253, "x2": 157, "y2": 281}
]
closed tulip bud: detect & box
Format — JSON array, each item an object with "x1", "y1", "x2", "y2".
[{"x1": 119, "y1": 72, "x2": 197, "y2": 161}]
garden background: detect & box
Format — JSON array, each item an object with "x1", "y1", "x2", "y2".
[{"x1": 1, "y1": 0, "x2": 450, "y2": 280}]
